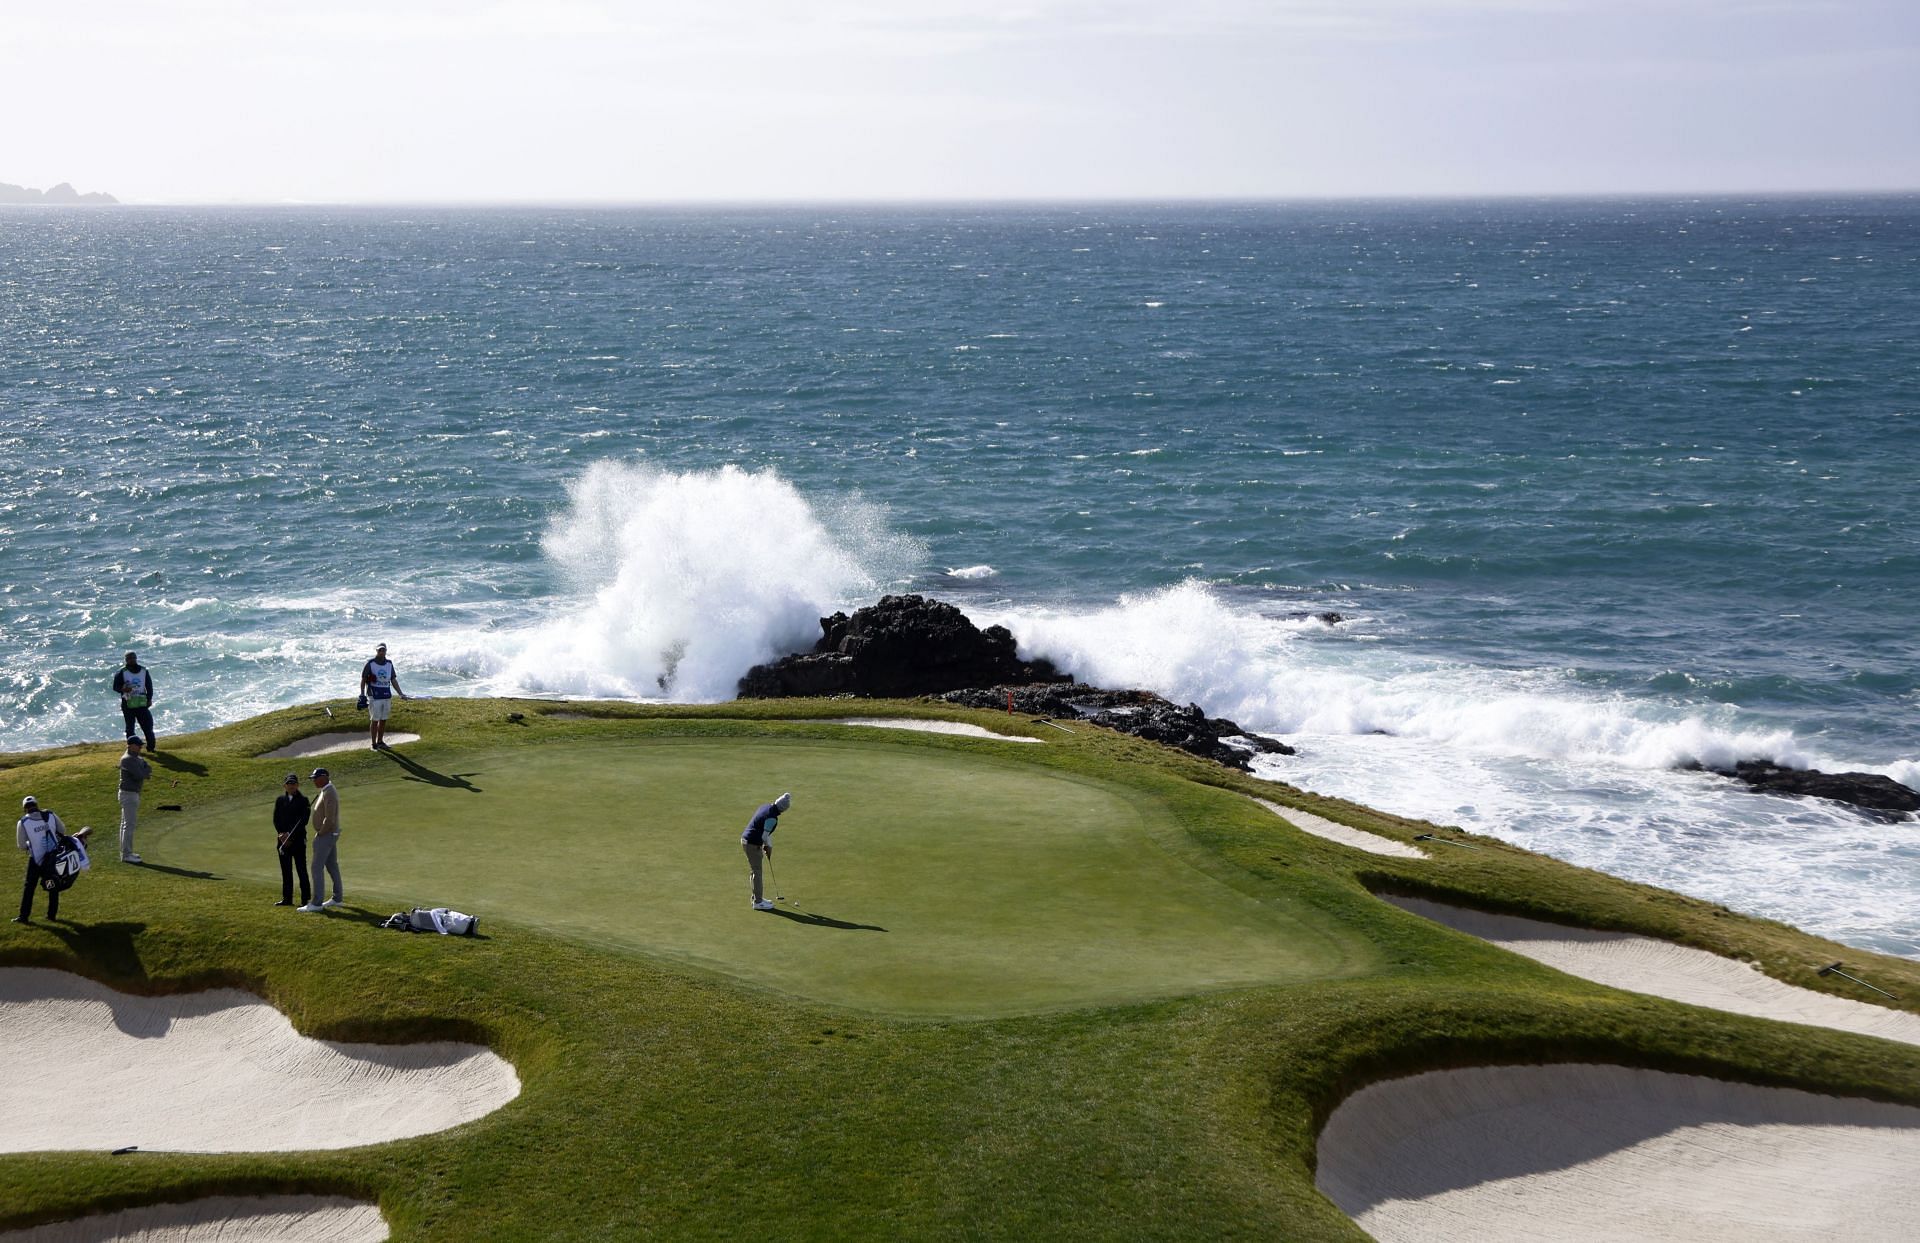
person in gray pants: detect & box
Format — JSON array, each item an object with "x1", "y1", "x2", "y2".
[
  {"x1": 299, "y1": 767, "x2": 344, "y2": 911},
  {"x1": 118, "y1": 737, "x2": 152, "y2": 863}
]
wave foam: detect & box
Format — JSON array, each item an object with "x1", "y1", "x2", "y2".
[
  {"x1": 993, "y1": 579, "x2": 1853, "y2": 775},
  {"x1": 477, "y1": 462, "x2": 923, "y2": 701}
]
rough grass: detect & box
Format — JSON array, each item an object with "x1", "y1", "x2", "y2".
[{"x1": 2, "y1": 697, "x2": 1917, "y2": 1240}]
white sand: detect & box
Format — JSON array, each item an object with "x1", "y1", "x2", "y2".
[
  {"x1": 261, "y1": 732, "x2": 420, "y2": 758},
  {"x1": 0, "y1": 1197, "x2": 386, "y2": 1242},
  {"x1": 0, "y1": 969, "x2": 518, "y2": 1154},
  {"x1": 1255, "y1": 799, "x2": 1427, "y2": 859},
  {"x1": 1387, "y1": 896, "x2": 1920, "y2": 1047},
  {"x1": 805, "y1": 718, "x2": 1043, "y2": 743},
  {"x1": 1317, "y1": 1064, "x2": 1920, "y2": 1242}
]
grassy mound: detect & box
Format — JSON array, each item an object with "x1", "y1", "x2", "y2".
[{"x1": 2, "y1": 698, "x2": 1917, "y2": 1240}]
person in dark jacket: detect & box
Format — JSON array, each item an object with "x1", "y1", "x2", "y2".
[
  {"x1": 741, "y1": 792, "x2": 792, "y2": 911},
  {"x1": 272, "y1": 773, "x2": 312, "y2": 908},
  {"x1": 111, "y1": 651, "x2": 158, "y2": 750}
]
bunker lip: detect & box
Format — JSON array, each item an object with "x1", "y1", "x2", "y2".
[
  {"x1": 1383, "y1": 894, "x2": 1920, "y2": 1047},
  {"x1": 807, "y1": 717, "x2": 1043, "y2": 743},
  {"x1": 0, "y1": 1196, "x2": 387, "y2": 1242},
  {"x1": 1317, "y1": 1063, "x2": 1920, "y2": 1243},
  {"x1": 0, "y1": 968, "x2": 519, "y2": 1154},
  {"x1": 1255, "y1": 798, "x2": 1427, "y2": 859},
  {"x1": 261, "y1": 731, "x2": 421, "y2": 758}
]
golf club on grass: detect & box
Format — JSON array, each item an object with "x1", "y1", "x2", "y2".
[
  {"x1": 1818, "y1": 961, "x2": 1899, "y2": 1001},
  {"x1": 1413, "y1": 833, "x2": 1484, "y2": 851}
]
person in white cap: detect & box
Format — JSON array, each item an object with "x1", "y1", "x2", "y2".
[
  {"x1": 741, "y1": 792, "x2": 792, "y2": 911},
  {"x1": 299, "y1": 767, "x2": 344, "y2": 911},
  {"x1": 15, "y1": 796, "x2": 88, "y2": 924},
  {"x1": 359, "y1": 642, "x2": 410, "y2": 751}
]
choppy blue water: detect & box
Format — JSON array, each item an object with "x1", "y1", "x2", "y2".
[{"x1": 3, "y1": 200, "x2": 1916, "y2": 953}]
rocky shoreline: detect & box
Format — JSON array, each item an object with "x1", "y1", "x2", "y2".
[
  {"x1": 1692, "y1": 761, "x2": 1920, "y2": 822},
  {"x1": 737, "y1": 594, "x2": 1284, "y2": 770},
  {"x1": 737, "y1": 594, "x2": 1919, "y2": 816}
]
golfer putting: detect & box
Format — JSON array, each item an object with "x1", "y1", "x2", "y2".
[{"x1": 741, "y1": 792, "x2": 792, "y2": 912}]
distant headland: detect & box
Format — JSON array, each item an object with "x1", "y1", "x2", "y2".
[{"x1": 0, "y1": 179, "x2": 118, "y2": 204}]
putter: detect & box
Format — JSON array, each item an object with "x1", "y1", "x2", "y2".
[
  {"x1": 766, "y1": 855, "x2": 793, "y2": 907},
  {"x1": 1413, "y1": 833, "x2": 1483, "y2": 851},
  {"x1": 1819, "y1": 962, "x2": 1899, "y2": 1001}
]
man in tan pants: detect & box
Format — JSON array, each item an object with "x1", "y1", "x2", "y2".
[
  {"x1": 740, "y1": 792, "x2": 792, "y2": 911},
  {"x1": 299, "y1": 767, "x2": 343, "y2": 911}
]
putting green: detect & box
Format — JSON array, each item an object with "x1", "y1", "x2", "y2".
[{"x1": 153, "y1": 735, "x2": 1375, "y2": 1015}]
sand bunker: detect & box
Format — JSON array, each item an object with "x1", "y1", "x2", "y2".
[
  {"x1": 1317, "y1": 1064, "x2": 1920, "y2": 1242},
  {"x1": 0, "y1": 1197, "x2": 386, "y2": 1242},
  {"x1": 1387, "y1": 896, "x2": 1920, "y2": 1047},
  {"x1": 0, "y1": 969, "x2": 518, "y2": 1153},
  {"x1": 262, "y1": 732, "x2": 421, "y2": 758},
  {"x1": 1255, "y1": 799, "x2": 1426, "y2": 859},
  {"x1": 807, "y1": 718, "x2": 1043, "y2": 743}
]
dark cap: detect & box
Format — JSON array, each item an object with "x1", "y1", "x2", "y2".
[
  {"x1": 311, "y1": 767, "x2": 330, "y2": 779},
  {"x1": 283, "y1": 772, "x2": 300, "y2": 785}
]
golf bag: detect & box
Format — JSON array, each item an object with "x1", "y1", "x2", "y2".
[
  {"x1": 39, "y1": 834, "x2": 89, "y2": 893},
  {"x1": 381, "y1": 907, "x2": 479, "y2": 936}
]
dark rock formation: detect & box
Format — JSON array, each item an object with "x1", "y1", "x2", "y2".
[
  {"x1": 1703, "y1": 761, "x2": 1920, "y2": 820},
  {"x1": 737, "y1": 594, "x2": 1070, "y2": 700},
  {"x1": 738, "y1": 594, "x2": 1294, "y2": 772},
  {"x1": 941, "y1": 683, "x2": 1294, "y2": 772}
]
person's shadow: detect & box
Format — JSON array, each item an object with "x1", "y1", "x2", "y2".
[
  {"x1": 770, "y1": 908, "x2": 886, "y2": 932},
  {"x1": 381, "y1": 749, "x2": 482, "y2": 793},
  {"x1": 40, "y1": 920, "x2": 150, "y2": 982},
  {"x1": 147, "y1": 751, "x2": 208, "y2": 776},
  {"x1": 130, "y1": 861, "x2": 219, "y2": 880}
]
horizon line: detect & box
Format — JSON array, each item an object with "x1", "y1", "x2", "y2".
[{"x1": 12, "y1": 187, "x2": 1920, "y2": 210}]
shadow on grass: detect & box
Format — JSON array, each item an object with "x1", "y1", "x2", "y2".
[
  {"x1": 148, "y1": 750, "x2": 209, "y2": 776},
  {"x1": 770, "y1": 907, "x2": 887, "y2": 932},
  {"x1": 381, "y1": 748, "x2": 482, "y2": 793},
  {"x1": 45, "y1": 920, "x2": 150, "y2": 981},
  {"x1": 132, "y1": 861, "x2": 220, "y2": 880}
]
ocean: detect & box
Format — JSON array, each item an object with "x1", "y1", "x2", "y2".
[{"x1": 3, "y1": 198, "x2": 1915, "y2": 954}]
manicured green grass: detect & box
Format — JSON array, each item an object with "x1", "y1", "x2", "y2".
[
  {"x1": 2, "y1": 698, "x2": 1917, "y2": 1241},
  {"x1": 152, "y1": 734, "x2": 1376, "y2": 1015}
]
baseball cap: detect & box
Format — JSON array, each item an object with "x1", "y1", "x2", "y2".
[
  {"x1": 20, "y1": 795, "x2": 37, "y2": 808},
  {"x1": 283, "y1": 772, "x2": 300, "y2": 784},
  {"x1": 311, "y1": 767, "x2": 330, "y2": 779},
  {"x1": 775, "y1": 791, "x2": 792, "y2": 811}
]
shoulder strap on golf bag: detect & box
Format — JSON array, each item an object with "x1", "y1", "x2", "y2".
[{"x1": 40, "y1": 836, "x2": 83, "y2": 892}]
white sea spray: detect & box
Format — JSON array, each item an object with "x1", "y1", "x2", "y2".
[{"x1": 470, "y1": 462, "x2": 923, "y2": 701}]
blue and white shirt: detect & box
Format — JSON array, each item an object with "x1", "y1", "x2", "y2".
[
  {"x1": 741, "y1": 804, "x2": 779, "y2": 847},
  {"x1": 16, "y1": 810, "x2": 66, "y2": 864},
  {"x1": 363, "y1": 659, "x2": 398, "y2": 700}
]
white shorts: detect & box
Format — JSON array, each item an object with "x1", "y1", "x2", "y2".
[{"x1": 368, "y1": 695, "x2": 393, "y2": 722}]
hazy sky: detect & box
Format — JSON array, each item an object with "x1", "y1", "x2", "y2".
[{"x1": 4, "y1": 0, "x2": 1915, "y2": 202}]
